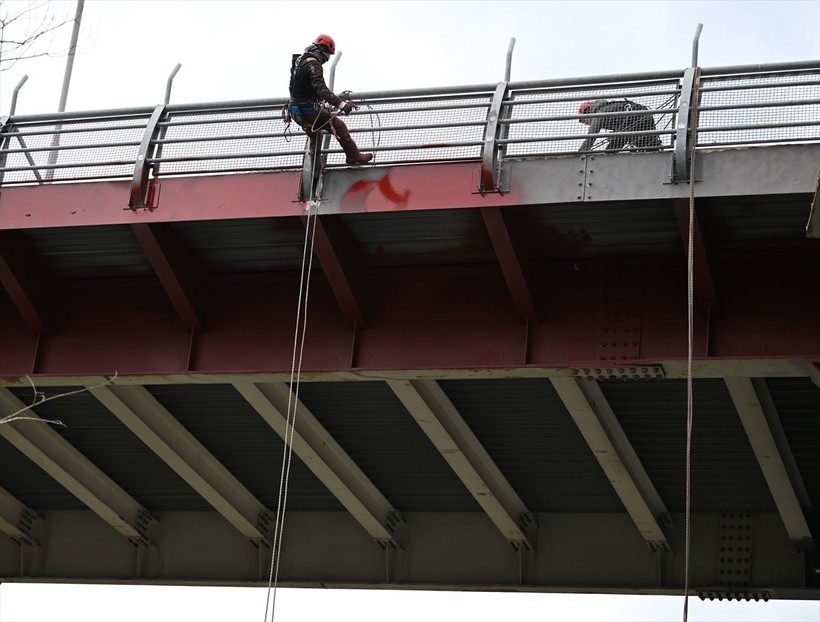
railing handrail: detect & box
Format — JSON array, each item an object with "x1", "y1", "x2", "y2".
[
  {"x1": 4, "y1": 60, "x2": 816, "y2": 125},
  {"x1": 1, "y1": 59, "x2": 818, "y2": 194}
]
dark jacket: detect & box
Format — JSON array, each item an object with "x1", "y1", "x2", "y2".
[
  {"x1": 580, "y1": 99, "x2": 661, "y2": 152},
  {"x1": 289, "y1": 51, "x2": 343, "y2": 109}
]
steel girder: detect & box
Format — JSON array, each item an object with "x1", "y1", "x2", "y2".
[
  {"x1": 0, "y1": 146, "x2": 817, "y2": 231},
  {"x1": 0, "y1": 390, "x2": 153, "y2": 545},
  {"x1": 1, "y1": 263, "x2": 818, "y2": 378},
  {"x1": 1, "y1": 509, "x2": 815, "y2": 600}
]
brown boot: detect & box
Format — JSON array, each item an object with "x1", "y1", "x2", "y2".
[
  {"x1": 333, "y1": 118, "x2": 373, "y2": 165},
  {"x1": 346, "y1": 150, "x2": 374, "y2": 166}
]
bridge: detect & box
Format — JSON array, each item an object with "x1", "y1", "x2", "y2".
[{"x1": 1, "y1": 59, "x2": 819, "y2": 603}]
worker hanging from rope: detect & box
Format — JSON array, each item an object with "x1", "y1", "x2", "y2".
[{"x1": 288, "y1": 34, "x2": 373, "y2": 166}]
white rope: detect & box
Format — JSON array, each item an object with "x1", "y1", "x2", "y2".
[
  {"x1": 264, "y1": 143, "x2": 322, "y2": 622},
  {"x1": 683, "y1": 66, "x2": 701, "y2": 622}
]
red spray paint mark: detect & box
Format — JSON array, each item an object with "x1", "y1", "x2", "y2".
[{"x1": 341, "y1": 173, "x2": 411, "y2": 213}]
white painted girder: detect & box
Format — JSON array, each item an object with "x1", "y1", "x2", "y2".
[
  {"x1": 0, "y1": 508, "x2": 815, "y2": 598},
  {"x1": 232, "y1": 382, "x2": 402, "y2": 548},
  {"x1": 386, "y1": 379, "x2": 535, "y2": 550},
  {"x1": 724, "y1": 377, "x2": 814, "y2": 546},
  {"x1": 0, "y1": 486, "x2": 39, "y2": 545},
  {"x1": 0, "y1": 357, "x2": 815, "y2": 389},
  {"x1": 550, "y1": 378, "x2": 670, "y2": 551},
  {"x1": 805, "y1": 360, "x2": 820, "y2": 390},
  {"x1": 0, "y1": 388, "x2": 149, "y2": 543},
  {"x1": 90, "y1": 384, "x2": 272, "y2": 544}
]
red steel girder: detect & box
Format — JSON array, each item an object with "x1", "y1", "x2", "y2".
[
  {"x1": 480, "y1": 207, "x2": 538, "y2": 324},
  {"x1": 673, "y1": 198, "x2": 721, "y2": 315},
  {"x1": 1, "y1": 264, "x2": 818, "y2": 378},
  {"x1": 0, "y1": 165, "x2": 515, "y2": 231},
  {"x1": 131, "y1": 223, "x2": 204, "y2": 331},
  {"x1": 304, "y1": 215, "x2": 367, "y2": 328},
  {"x1": 0, "y1": 231, "x2": 51, "y2": 334}
]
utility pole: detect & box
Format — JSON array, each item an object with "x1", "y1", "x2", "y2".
[
  {"x1": 58, "y1": 0, "x2": 85, "y2": 112},
  {"x1": 46, "y1": 0, "x2": 84, "y2": 180}
]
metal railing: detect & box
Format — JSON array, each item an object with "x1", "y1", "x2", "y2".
[{"x1": 1, "y1": 60, "x2": 818, "y2": 190}]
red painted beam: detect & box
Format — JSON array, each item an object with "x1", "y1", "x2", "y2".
[
  {"x1": 0, "y1": 173, "x2": 304, "y2": 230},
  {"x1": 131, "y1": 223, "x2": 204, "y2": 331},
  {"x1": 305, "y1": 215, "x2": 367, "y2": 328},
  {"x1": 0, "y1": 164, "x2": 517, "y2": 231},
  {"x1": 480, "y1": 207, "x2": 538, "y2": 324},
  {"x1": 0, "y1": 232, "x2": 51, "y2": 334},
  {"x1": 673, "y1": 198, "x2": 720, "y2": 315},
  {"x1": 1, "y1": 264, "x2": 817, "y2": 378}
]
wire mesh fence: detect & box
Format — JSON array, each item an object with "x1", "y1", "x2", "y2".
[
  {"x1": 697, "y1": 71, "x2": 820, "y2": 147},
  {"x1": 0, "y1": 115, "x2": 148, "y2": 184},
  {"x1": 341, "y1": 95, "x2": 491, "y2": 166},
  {"x1": 1, "y1": 62, "x2": 818, "y2": 186},
  {"x1": 153, "y1": 107, "x2": 300, "y2": 176},
  {"x1": 504, "y1": 80, "x2": 679, "y2": 156}
]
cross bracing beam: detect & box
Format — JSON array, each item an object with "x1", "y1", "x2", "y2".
[
  {"x1": 386, "y1": 379, "x2": 536, "y2": 551},
  {"x1": 0, "y1": 231, "x2": 50, "y2": 334},
  {"x1": 131, "y1": 223, "x2": 204, "y2": 331},
  {"x1": 480, "y1": 207, "x2": 538, "y2": 324},
  {"x1": 2, "y1": 256, "x2": 817, "y2": 378},
  {"x1": 0, "y1": 389, "x2": 151, "y2": 544},
  {"x1": 232, "y1": 381, "x2": 403, "y2": 549},
  {"x1": 673, "y1": 198, "x2": 720, "y2": 315},
  {"x1": 806, "y1": 360, "x2": 820, "y2": 390},
  {"x1": 90, "y1": 384, "x2": 273, "y2": 544},
  {"x1": 307, "y1": 215, "x2": 368, "y2": 328},
  {"x1": 724, "y1": 377, "x2": 815, "y2": 548},
  {"x1": 550, "y1": 377, "x2": 671, "y2": 552},
  {"x1": 0, "y1": 486, "x2": 40, "y2": 545}
]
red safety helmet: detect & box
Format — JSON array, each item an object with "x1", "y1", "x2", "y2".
[
  {"x1": 578, "y1": 100, "x2": 592, "y2": 118},
  {"x1": 313, "y1": 34, "x2": 336, "y2": 55}
]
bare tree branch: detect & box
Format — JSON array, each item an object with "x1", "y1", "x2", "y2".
[
  {"x1": 0, "y1": 372, "x2": 118, "y2": 427},
  {"x1": 0, "y1": 0, "x2": 73, "y2": 72}
]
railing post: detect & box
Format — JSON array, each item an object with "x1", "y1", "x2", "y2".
[
  {"x1": 9, "y1": 75, "x2": 29, "y2": 118},
  {"x1": 691, "y1": 23, "x2": 704, "y2": 69},
  {"x1": 2, "y1": 76, "x2": 43, "y2": 186},
  {"x1": 153, "y1": 64, "x2": 182, "y2": 179},
  {"x1": 165, "y1": 64, "x2": 182, "y2": 106},
  {"x1": 479, "y1": 82, "x2": 510, "y2": 194},
  {"x1": 129, "y1": 105, "x2": 166, "y2": 209},
  {"x1": 505, "y1": 38, "x2": 516, "y2": 82},
  {"x1": 673, "y1": 23, "x2": 704, "y2": 183},
  {"x1": 672, "y1": 68, "x2": 697, "y2": 182}
]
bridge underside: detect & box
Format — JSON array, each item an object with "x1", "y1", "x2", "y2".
[{"x1": 1, "y1": 146, "x2": 819, "y2": 601}]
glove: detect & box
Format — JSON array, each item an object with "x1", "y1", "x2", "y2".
[{"x1": 340, "y1": 101, "x2": 358, "y2": 115}]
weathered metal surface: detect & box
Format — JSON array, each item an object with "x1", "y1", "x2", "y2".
[
  {"x1": 0, "y1": 264, "x2": 817, "y2": 378},
  {"x1": 2, "y1": 145, "x2": 817, "y2": 232},
  {"x1": 1, "y1": 103, "x2": 818, "y2": 600}
]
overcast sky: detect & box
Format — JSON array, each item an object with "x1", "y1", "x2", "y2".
[
  {"x1": 1, "y1": 0, "x2": 819, "y2": 116},
  {"x1": 1, "y1": 1, "x2": 819, "y2": 620}
]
